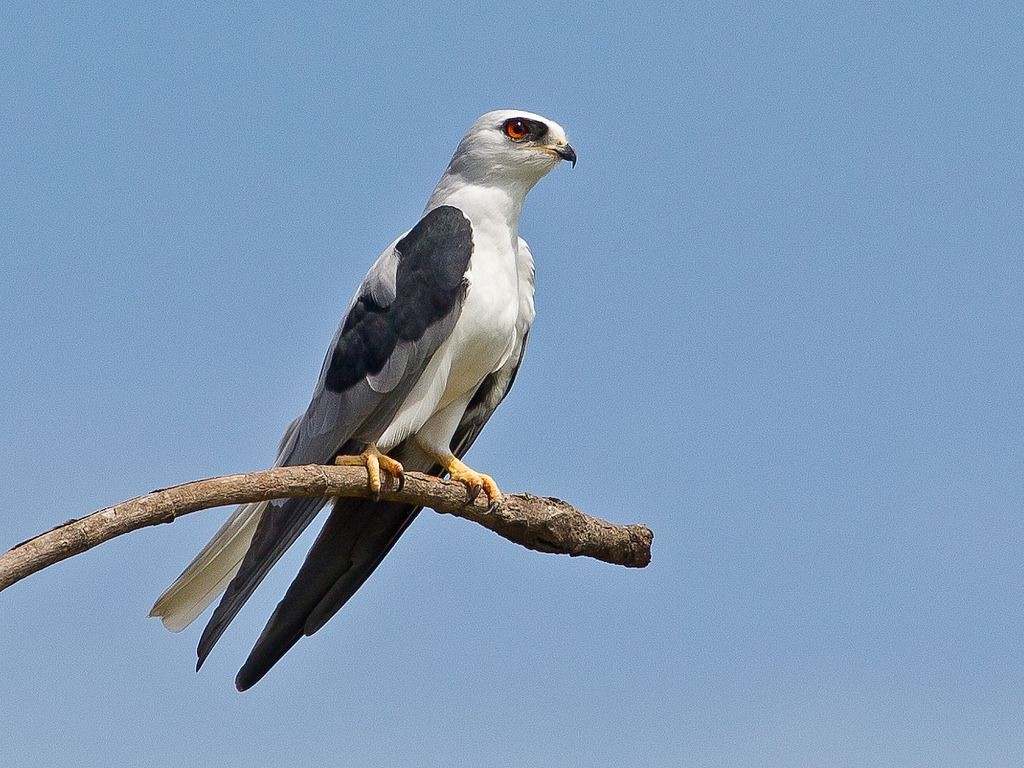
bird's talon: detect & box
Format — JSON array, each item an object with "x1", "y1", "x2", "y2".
[
  {"x1": 395, "y1": 471, "x2": 406, "y2": 494},
  {"x1": 440, "y1": 457, "x2": 502, "y2": 505},
  {"x1": 335, "y1": 445, "x2": 404, "y2": 497},
  {"x1": 485, "y1": 500, "x2": 499, "y2": 515}
]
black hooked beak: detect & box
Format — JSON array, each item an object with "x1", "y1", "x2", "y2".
[{"x1": 555, "y1": 143, "x2": 577, "y2": 167}]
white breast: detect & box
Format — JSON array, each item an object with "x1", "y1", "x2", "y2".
[
  {"x1": 445, "y1": 211, "x2": 521, "y2": 390},
  {"x1": 377, "y1": 195, "x2": 521, "y2": 451}
]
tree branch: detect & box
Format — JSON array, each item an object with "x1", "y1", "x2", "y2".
[{"x1": 0, "y1": 465, "x2": 653, "y2": 592}]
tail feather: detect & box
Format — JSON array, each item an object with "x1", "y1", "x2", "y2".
[
  {"x1": 149, "y1": 501, "x2": 265, "y2": 632},
  {"x1": 196, "y1": 496, "x2": 329, "y2": 669},
  {"x1": 234, "y1": 498, "x2": 420, "y2": 690},
  {"x1": 150, "y1": 416, "x2": 303, "y2": 633}
]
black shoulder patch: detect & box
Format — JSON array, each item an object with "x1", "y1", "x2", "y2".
[{"x1": 325, "y1": 205, "x2": 473, "y2": 392}]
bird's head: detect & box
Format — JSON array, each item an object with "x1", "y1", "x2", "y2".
[{"x1": 442, "y1": 110, "x2": 576, "y2": 194}]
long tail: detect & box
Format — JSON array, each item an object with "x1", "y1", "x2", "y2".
[
  {"x1": 234, "y1": 497, "x2": 420, "y2": 691},
  {"x1": 149, "y1": 501, "x2": 265, "y2": 632},
  {"x1": 149, "y1": 417, "x2": 304, "y2": 632}
]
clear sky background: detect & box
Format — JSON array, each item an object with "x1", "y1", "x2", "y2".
[{"x1": 2, "y1": 2, "x2": 1022, "y2": 766}]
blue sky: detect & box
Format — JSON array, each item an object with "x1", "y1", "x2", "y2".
[{"x1": 2, "y1": 2, "x2": 1022, "y2": 765}]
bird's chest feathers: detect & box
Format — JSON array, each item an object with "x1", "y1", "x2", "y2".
[{"x1": 449, "y1": 233, "x2": 520, "y2": 383}]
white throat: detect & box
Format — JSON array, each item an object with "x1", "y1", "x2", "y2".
[{"x1": 425, "y1": 174, "x2": 525, "y2": 241}]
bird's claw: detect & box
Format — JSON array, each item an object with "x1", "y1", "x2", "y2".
[
  {"x1": 442, "y1": 457, "x2": 502, "y2": 506},
  {"x1": 335, "y1": 446, "x2": 404, "y2": 499}
]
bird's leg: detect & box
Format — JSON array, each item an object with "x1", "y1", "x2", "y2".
[
  {"x1": 436, "y1": 454, "x2": 502, "y2": 505},
  {"x1": 335, "y1": 444, "x2": 405, "y2": 500}
]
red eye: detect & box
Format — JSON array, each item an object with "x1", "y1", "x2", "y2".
[{"x1": 503, "y1": 118, "x2": 528, "y2": 140}]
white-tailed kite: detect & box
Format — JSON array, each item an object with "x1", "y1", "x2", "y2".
[{"x1": 150, "y1": 110, "x2": 576, "y2": 690}]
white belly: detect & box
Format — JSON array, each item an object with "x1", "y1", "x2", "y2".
[{"x1": 377, "y1": 230, "x2": 520, "y2": 451}]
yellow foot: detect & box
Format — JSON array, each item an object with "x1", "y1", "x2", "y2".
[
  {"x1": 442, "y1": 456, "x2": 502, "y2": 505},
  {"x1": 335, "y1": 445, "x2": 404, "y2": 498}
]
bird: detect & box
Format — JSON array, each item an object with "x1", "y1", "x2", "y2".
[{"x1": 150, "y1": 109, "x2": 576, "y2": 690}]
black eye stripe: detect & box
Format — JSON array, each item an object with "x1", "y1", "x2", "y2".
[{"x1": 501, "y1": 117, "x2": 549, "y2": 140}]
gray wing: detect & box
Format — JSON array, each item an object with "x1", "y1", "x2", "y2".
[
  {"x1": 196, "y1": 205, "x2": 475, "y2": 669},
  {"x1": 230, "y1": 241, "x2": 537, "y2": 690}
]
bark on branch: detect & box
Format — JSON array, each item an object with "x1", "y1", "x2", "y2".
[{"x1": 0, "y1": 465, "x2": 653, "y2": 592}]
